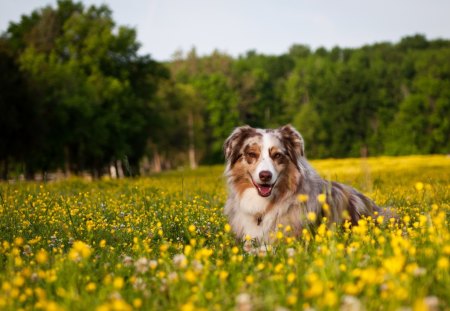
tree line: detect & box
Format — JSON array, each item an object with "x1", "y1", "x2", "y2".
[{"x1": 1, "y1": 0, "x2": 449, "y2": 179}]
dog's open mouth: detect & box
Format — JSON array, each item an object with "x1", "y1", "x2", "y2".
[
  {"x1": 255, "y1": 183, "x2": 273, "y2": 197},
  {"x1": 249, "y1": 173, "x2": 276, "y2": 197}
]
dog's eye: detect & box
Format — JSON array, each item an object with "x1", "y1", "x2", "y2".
[
  {"x1": 247, "y1": 152, "x2": 257, "y2": 159},
  {"x1": 273, "y1": 153, "x2": 283, "y2": 159}
]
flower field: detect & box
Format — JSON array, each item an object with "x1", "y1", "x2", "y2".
[{"x1": 0, "y1": 155, "x2": 449, "y2": 311}]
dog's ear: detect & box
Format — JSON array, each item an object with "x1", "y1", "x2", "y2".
[
  {"x1": 223, "y1": 125, "x2": 255, "y2": 164},
  {"x1": 279, "y1": 124, "x2": 305, "y2": 161}
]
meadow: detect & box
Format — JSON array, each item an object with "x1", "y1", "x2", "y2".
[{"x1": 0, "y1": 155, "x2": 449, "y2": 311}]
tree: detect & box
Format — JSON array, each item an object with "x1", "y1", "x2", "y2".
[
  {"x1": 386, "y1": 48, "x2": 450, "y2": 154},
  {"x1": 3, "y1": 0, "x2": 168, "y2": 178},
  {"x1": 0, "y1": 39, "x2": 36, "y2": 178}
]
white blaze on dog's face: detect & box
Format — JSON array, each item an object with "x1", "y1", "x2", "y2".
[
  {"x1": 247, "y1": 131, "x2": 286, "y2": 197},
  {"x1": 224, "y1": 125, "x2": 303, "y2": 199}
]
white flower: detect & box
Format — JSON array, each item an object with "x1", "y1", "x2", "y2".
[
  {"x1": 236, "y1": 293, "x2": 252, "y2": 311},
  {"x1": 286, "y1": 248, "x2": 295, "y2": 257},
  {"x1": 122, "y1": 255, "x2": 133, "y2": 267},
  {"x1": 173, "y1": 254, "x2": 187, "y2": 268},
  {"x1": 135, "y1": 257, "x2": 149, "y2": 273},
  {"x1": 340, "y1": 295, "x2": 362, "y2": 311},
  {"x1": 149, "y1": 260, "x2": 158, "y2": 269},
  {"x1": 133, "y1": 277, "x2": 147, "y2": 291}
]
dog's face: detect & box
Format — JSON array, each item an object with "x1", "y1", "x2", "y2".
[{"x1": 224, "y1": 125, "x2": 304, "y2": 198}]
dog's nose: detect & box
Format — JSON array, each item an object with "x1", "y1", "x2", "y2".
[{"x1": 259, "y1": 170, "x2": 272, "y2": 183}]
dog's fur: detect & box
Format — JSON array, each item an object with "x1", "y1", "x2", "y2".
[{"x1": 223, "y1": 125, "x2": 380, "y2": 242}]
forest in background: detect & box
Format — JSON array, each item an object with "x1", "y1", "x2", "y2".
[{"x1": 0, "y1": 0, "x2": 449, "y2": 179}]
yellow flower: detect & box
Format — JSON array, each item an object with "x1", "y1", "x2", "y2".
[
  {"x1": 181, "y1": 302, "x2": 195, "y2": 311},
  {"x1": 205, "y1": 292, "x2": 213, "y2": 300},
  {"x1": 287, "y1": 273, "x2": 296, "y2": 283},
  {"x1": 415, "y1": 182, "x2": 424, "y2": 191},
  {"x1": 85, "y1": 282, "x2": 96, "y2": 292},
  {"x1": 184, "y1": 270, "x2": 196, "y2": 283},
  {"x1": 36, "y1": 249, "x2": 48, "y2": 264},
  {"x1": 317, "y1": 193, "x2": 326, "y2": 204},
  {"x1": 113, "y1": 277, "x2": 124, "y2": 289},
  {"x1": 437, "y1": 257, "x2": 449, "y2": 269},
  {"x1": 14, "y1": 237, "x2": 24, "y2": 246},
  {"x1": 42, "y1": 301, "x2": 63, "y2": 311},
  {"x1": 305, "y1": 282, "x2": 323, "y2": 298},
  {"x1": 224, "y1": 224, "x2": 231, "y2": 233},
  {"x1": 322, "y1": 203, "x2": 330, "y2": 214},
  {"x1": 219, "y1": 270, "x2": 229, "y2": 281},
  {"x1": 245, "y1": 275, "x2": 254, "y2": 284},
  {"x1": 274, "y1": 263, "x2": 283, "y2": 273},
  {"x1": 68, "y1": 241, "x2": 92, "y2": 262},
  {"x1": 13, "y1": 276, "x2": 25, "y2": 287},
  {"x1": 307, "y1": 212, "x2": 317, "y2": 222},
  {"x1": 384, "y1": 255, "x2": 405, "y2": 274},
  {"x1": 297, "y1": 194, "x2": 309, "y2": 203},
  {"x1": 377, "y1": 215, "x2": 384, "y2": 224},
  {"x1": 324, "y1": 291, "x2": 338, "y2": 307},
  {"x1": 287, "y1": 294, "x2": 297, "y2": 305},
  {"x1": 276, "y1": 231, "x2": 284, "y2": 240},
  {"x1": 2, "y1": 282, "x2": 11, "y2": 292},
  {"x1": 344, "y1": 283, "x2": 360, "y2": 295},
  {"x1": 184, "y1": 245, "x2": 192, "y2": 256},
  {"x1": 110, "y1": 298, "x2": 132, "y2": 311},
  {"x1": 159, "y1": 244, "x2": 169, "y2": 252},
  {"x1": 133, "y1": 298, "x2": 143, "y2": 309},
  {"x1": 188, "y1": 225, "x2": 196, "y2": 233}
]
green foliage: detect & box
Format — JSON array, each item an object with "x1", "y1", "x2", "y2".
[{"x1": 1, "y1": 0, "x2": 450, "y2": 177}]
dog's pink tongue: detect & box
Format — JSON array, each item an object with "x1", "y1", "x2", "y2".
[{"x1": 259, "y1": 185, "x2": 272, "y2": 196}]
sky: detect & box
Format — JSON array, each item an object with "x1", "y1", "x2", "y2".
[{"x1": 1, "y1": 0, "x2": 450, "y2": 61}]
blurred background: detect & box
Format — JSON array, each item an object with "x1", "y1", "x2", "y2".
[{"x1": 1, "y1": 0, "x2": 449, "y2": 180}]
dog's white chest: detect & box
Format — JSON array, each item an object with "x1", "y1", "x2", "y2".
[
  {"x1": 239, "y1": 188, "x2": 269, "y2": 214},
  {"x1": 232, "y1": 188, "x2": 281, "y2": 240}
]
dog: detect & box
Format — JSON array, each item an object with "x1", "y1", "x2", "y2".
[{"x1": 223, "y1": 124, "x2": 380, "y2": 242}]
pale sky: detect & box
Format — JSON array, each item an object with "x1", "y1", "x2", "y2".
[{"x1": 1, "y1": 0, "x2": 450, "y2": 61}]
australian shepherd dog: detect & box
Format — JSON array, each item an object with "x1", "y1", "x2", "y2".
[{"x1": 224, "y1": 125, "x2": 380, "y2": 242}]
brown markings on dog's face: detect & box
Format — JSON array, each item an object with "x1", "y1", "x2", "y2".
[
  {"x1": 225, "y1": 128, "x2": 263, "y2": 196},
  {"x1": 244, "y1": 143, "x2": 261, "y2": 165},
  {"x1": 225, "y1": 125, "x2": 304, "y2": 199},
  {"x1": 224, "y1": 126, "x2": 261, "y2": 167},
  {"x1": 269, "y1": 146, "x2": 288, "y2": 166}
]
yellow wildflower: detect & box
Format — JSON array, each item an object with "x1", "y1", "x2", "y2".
[
  {"x1": 307, "y1": 212, "x2": 317, "y2": 222},
  {"x1": 437, "y1": 257, "x2": 449, "y2": 270},
  {"x1": 297, "y1": 194, "x2": 309, "y2": 202},
  {"x1": 415, "y1": 182, "x2": 424, "y2": 191},
  {"x1": 68, "y1": 241, "x2": 92, "y2": 262},
  {"x1": 317, "y1": 193, "x2": 326, "y2": 204},
  {"x1": 36, "y1": 249, "x2": 48, "y2": 264},
  {"x1": 113, "y1": 277, "x2": 124, "y2": 289}
]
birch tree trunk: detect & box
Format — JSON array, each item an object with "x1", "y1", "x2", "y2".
[{"x1": 188, "y1": 111, "x2": 197, "y2": 169}]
